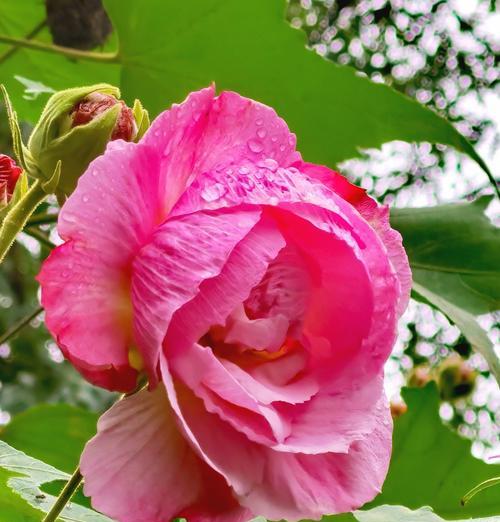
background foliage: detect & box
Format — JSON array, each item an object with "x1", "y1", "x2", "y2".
[{"x1": 0, "y1": 0, "x2": 498, "y2": 521}]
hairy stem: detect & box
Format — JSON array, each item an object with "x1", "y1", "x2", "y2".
[
  {"x1": 27, "y1": 211, "x2": 59, "y2": 226},
  {"x1": 23, "y1": 226, "x2": 55, "y2": 249},
  {"x1": 0, "y1": 306, "x2": 43, "y2": 345},
  {"x1": 42, "y1": 467, "x2": 83, "y2": 522},
  {"x1": 0, "y1": 20, "x2": 47, "y2": 64},
  {"x1": 0, "y1": 180, "x2": 47, "y2": 264},
  {"x1": 0, "y1": 34, "x2": 119, "y2": 63}
]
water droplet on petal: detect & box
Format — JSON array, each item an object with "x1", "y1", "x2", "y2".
[
  {"x1": 82, "y1": 195, "x2": 89, "y2": 203},
  {"x1": 201, "y1": 183, "x2": 227, "y2": 202},
  {"x1": 247, "y1": 139, "x2": 264, "y2": 153},
  {"x1": 255, "y1": 118, "x2": 263, "y2": 126},
  {"x1": 256, "y1": 128, "x2": 267, "y2": 139},
  {"x1": 257, "y1": 158, "x2": 279, "y2": 172}
]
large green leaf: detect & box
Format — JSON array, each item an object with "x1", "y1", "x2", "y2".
[
  {"x1": 0, "y1": 404, "x2": 98, "y2": 473},
  {"x1": 391, "y1": 197, "x2": 500, "y2": 315},
  {"x1": 0, "y1": 0, "x2": 493, "y2": 185},
  {"x1": 103, "y1": 0, "x2": 491, "y2": 177},
  {"x1": 0, "y1": 1, "x2": 119, "y2": 121},
  {"x1": 0, "y1": 440, "x2": 112, "y2": 521},
  {"x1": 390, "y1": 198, "x2": 499, "y2": 379},
  {"x1": 353, "y1": 505, "x2": 499, "y2": 522},
  {"x1": 366, "y1": 385, "x2": 500, "y2": 519}
]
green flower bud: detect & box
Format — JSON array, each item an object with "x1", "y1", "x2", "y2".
[
  {"x1": 437, "y1": 355, "x2": 477, "y2": 402},
  {"x1": 26, "y1": 83, "x2": 148, "y2": 200}
]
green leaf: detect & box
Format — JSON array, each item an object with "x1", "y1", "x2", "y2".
[
  {"x1": 391, "y1": 197, "x2": 500, "y2": 315},
  {"x1": 352, "y1": 505, "x2": 499, "y2": 522},
  {"x1": 412, "y1": 282, "x2": 499, "y2": 381},
  {"x1": 0, "y1": 440, "x2": 112, "y2": 521},
  {"x1": 366, "y1": 384, "x2": 500, "y2": 519},
  {"x1": 0, "y1": 404, "x2": 98, "y2": 473},
  {"x1": 390, "y1": 198, "x2": 499, "y2": 379},
  {"x1": 0, "y1": 0, "x2": 493, "y2": 187}
]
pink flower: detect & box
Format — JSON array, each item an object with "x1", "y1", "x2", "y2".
[{"x1": 38, "y1": 87, "x2": 411, "y2": 522}]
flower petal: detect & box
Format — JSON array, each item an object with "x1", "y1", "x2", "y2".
[
  {"x1": 131, "y1": 208, "x2": 263, "y2": 382},
  {"x1": 295, "y1": 161, "x2": 411, "y2": 314},
  {"x1": 38, "y1": 139, "x2": 165, "y2": 391},
  {"x1": 162, "y1": 356, "x2": 392, "y2": 522},
  {"x1": 80, "y1": 385, "x2": 248, "y2": 522}
]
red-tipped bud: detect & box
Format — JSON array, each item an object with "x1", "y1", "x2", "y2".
[
  {"x1": 71, "y1": 92, "x2": 136, "y2": 142},
  {"x1": 0, "y1": 154, "x2": 22, "y2": 204},
  {"x1": 390, "y1": 400, "x2": 408, "y2": 418}
]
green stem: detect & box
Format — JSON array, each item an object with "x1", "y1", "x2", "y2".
[
  {"x1": 0, "y1": 306, "x2": 43, "y2": 345},
  {"x1": 0, "y1": 34, "x2": 119, "y2": 63},
  {"x1": 27, "y1": 211, "x2": 58, "y2": 226},
  {"x1": 0, "y1": 180, "x2": 47, "y2": 264},
  {"x1": 462, "y1": 476, "x2": 500, "y2": 506},
  {"x1": 42, "y1": 467, "x2": 83, "y2": 522},
  {"x1": 23, "y1": 227, "x2": 55, "y2": 249},
  {"x1": 0, "y1": 20, "x2": 47, "y2": 64}
]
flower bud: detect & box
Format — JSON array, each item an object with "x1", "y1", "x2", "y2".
[
  {"x1": 437, "y1": 355, "x2": 477, "y2": 401},
  {"x1": 390, "y1": 400, "x2": 408, "y2": 418},
  {"x1": 27, "y1": 84, "x2": 147, "y2": 200},
  {"x1": 0, "y1": 154, "x2": 22, "y2": 206},
  {"x1": 69, "y1": 92, "x2": 136, "y2": 142}
]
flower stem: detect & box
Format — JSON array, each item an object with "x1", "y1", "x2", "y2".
[
  {"x1": 23, "y1": 226, "x2": 55, "y2": 249},
  {"x1": 0, "y1": 20, "x2": 47, "y2": 64},
  {"x1": 0, "y1": 34, "x2": 119, "y2": 63},
  {"x1": 42, "y1": 467, "x2": 83, "y2": 522},
  {"x1": 0, "y1": 180, "x2": 47, "y2": 263},
  {"x1": 0, "y1": 306, "x2": 43, "y2": 345},
  {"x1": 27, "y1": 211, "x2": 58, "y2": 226}
]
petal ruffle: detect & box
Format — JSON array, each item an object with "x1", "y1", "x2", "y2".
[
  {"x1": 161, "y1": 356, "x2": 392, "y2": 522},
  {"x1": 295, "y1": 160, "x2": 411, "y2": 315},
  {"x1": 38, "y1": 140, "x2": 166, "y2": 391},
  {"x1": 131, "y1": 208, "x2": 264, "y2": 382},
  {"x1": 80, "y1": 385, "x2": 249, "y2": 522}
]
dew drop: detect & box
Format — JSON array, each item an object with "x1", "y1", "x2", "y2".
[
  {"x1": 258, "y1": 158, "x2": 279, "y2": 172},
  {"x1": 82, "y1": 195, "x2": 89, "y2": 203},
  {"x1": 247, "y1": 139, "x2": 264, "y2": 153},
  {"x1": 256, "y1": 128, "x2": 267, "y2": 139},
  {"x1": 201, "y1": 183, "x2": 227, "y2": 202},
  {"x1": 255, "y1": 118, "x2": 263, "y2": 126}
]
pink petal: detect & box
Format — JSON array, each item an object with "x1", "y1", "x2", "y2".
[
  {"x1": 175, "y1": 163, "x2": 400, "y2": 380},
  {"x1": 131, "y1": 208, "x2": 263, "y2": 383},
  {"x1": 142, "y1": 87, "x2": 300, "y2": 214},
  {"x1": 140, "y1": 87, "x2": 215, "y2": 213},
  {"x1": 166, "y1": 217, "x2": 306, "y2": 443},
  {"x1": 38, "y1": 140, "x2": 165, "y2": 391},
  {"x1": 80, "y1": 385, "x2": 248, "y2": 522},
  {"x1": 161, "y1": 356, "x2": 392, "y2": 522},
  {"x1": 224, "y1": 305, "x2": 289, "y2": 353},
  {"x1": 295, "y1": 161, "x2": 411, "y2": 315},
  {"x1": 273, "y1": 376, "x2": 386, "y2": 454},
  {"x1": 38, "y1": 242, "x2": 138, "y2": 392}
]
